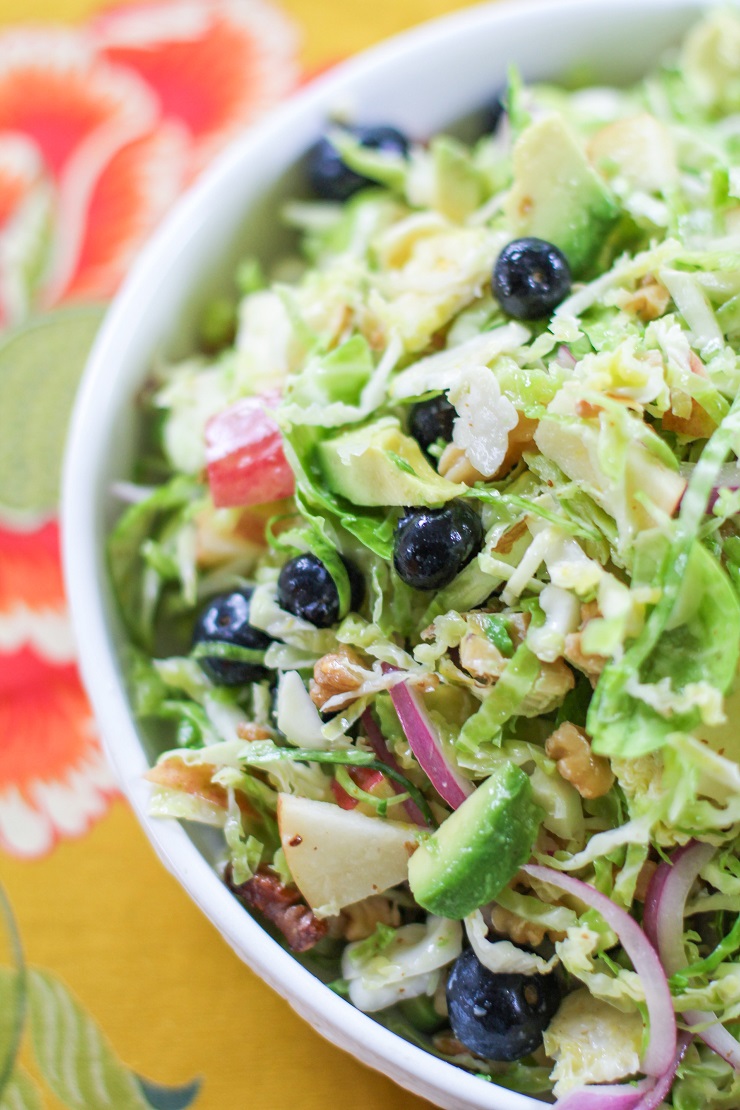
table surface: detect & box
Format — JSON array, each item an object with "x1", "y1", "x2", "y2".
[{"x1": 0, "y1": 0, "x2": 494, "y2": 1108}]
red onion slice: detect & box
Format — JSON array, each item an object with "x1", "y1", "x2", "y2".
[
  {"x1": 634, "y1": 1031, "x2": 693, "y2": 1110},
  {"x1": 383, "y1": 668, "x2": 473, "y2": 810},
  {"x1": 555, "y1": 343, "x2": 577, "y2": 370},
  {"x1": 523, "y1": 864, "x2": 676, "y2": 1078},
  {"x1": 389, "y1": 681, "x2": 473, "y2": 810},
  {"x1": 360, "y1": 708, "x2": 429, "y2": 827},
  {"x1": 644, "y1": 840, "x2": 740, "y2": 1071},
  {"x1": 693, "y1": 1022, "x2": 740, "y2": 1072},
  {"x1": 554, "y1": 1032, "x2": 693, "y2": 1110},
  {"x1": 555, "y1": 1079, "x2": 655, "y2": 1110},
  {"x1": 643, "y1": 841, "x2": 715, "y2": 972},
  {"x1": 641, "y1": 854, "x2": 671, "y2": 948}
]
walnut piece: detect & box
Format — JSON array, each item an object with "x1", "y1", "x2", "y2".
[
  {"x1": 438, "y1": 443, "x2": 486, "y2": 485},
  {"x1": 339, "y1": 895, "x2": 401, "y2": 941},
  {"x1": 564, "y1": 600, "x2": 608, "y2": 683},
  {"x1": 563, "y1": 631, "x2": 606, "y2": 683},
  {"x1": 310, "y1": 645, "x2": 367, "y2": 710},
  {"x1": 432, "y1": 1033, "x2": 471, "y2": 1058},
  {"x1": 545, "y1": 722, "x2": 615, "y2": 800},
  {"x1": 614, "y1": 276, "x2": 671, "y2": 322},
  {"x1": 437, "y1": 415, "x2": 538, "y2": 484},
  {"x1": 489, "y1": 904, "x2": 547, "y2": 948},
  {"x1": 521, "y1": 657, "x2": 575, "y2": 716},
  {"x1": 458, "y1": 611, "x2": 530, "y2": 685}
]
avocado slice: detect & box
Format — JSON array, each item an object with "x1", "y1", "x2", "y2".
[
  {"x1": 504, "y1": 114, "x2": 620, "y2": 276},
  {"x1": 316, "y1": 417, "x2": 465, "y2": 507},
  {"x1": 408, "y1": 761, "x2": 542, "y2": 919}
]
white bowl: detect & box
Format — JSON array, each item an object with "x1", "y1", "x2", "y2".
[{"x1": 62, "y1": 1, "x2": 710, "y2": 1106}]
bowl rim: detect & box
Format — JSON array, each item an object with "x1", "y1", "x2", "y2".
[{"x1": 62, "y1": 0, "x2": 711, "y2": 1106}]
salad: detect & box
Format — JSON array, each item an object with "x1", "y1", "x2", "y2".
[{"x1": 110, "y1": 10, "x2": 740, "y2": 1107}]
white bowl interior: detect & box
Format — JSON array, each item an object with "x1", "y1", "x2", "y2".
[{"x1": 63, "y1": 1, "x2": 708, "y2": 1106}]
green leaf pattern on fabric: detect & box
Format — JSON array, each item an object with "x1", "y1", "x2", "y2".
[
  {"x1": 27, "y1": 969, "x2": 167, "y2": 1110},
  {"x1": 0, "y1": 888, "x2": 26, "y2": 1103},
  {"x1": 0, "y1": 1067, "x2": 44, "y2": 1110},
  {"x1": 0, "y1": 883, "x2": 200, "y2": 1110}
]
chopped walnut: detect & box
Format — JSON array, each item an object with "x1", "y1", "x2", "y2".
[
  {"x1": 520, "y1": 658, "x2": 575, "y2": 716},
  {"x1": 412, "y1": 672, "x2": 440, "y2": 694},
  {"x1": 339, "y1": 895, "x2": 401, "y2": 941},
  {"x1": 458, "y1": 611, "x2": 529, "y2": 684},
  {"x1": 438, "y1": 443, "x2": 487, "y2": 485},
  {"x1": 614, "y1": 276, "x2": 671, "y2": 322},
  {"x1": 580, "y1": 600, "x2": 601, "y2": 623},
  {"x1": 502, "y1": 414, "x2": 538, "y2": 471},
  {"x1": 489, "y1": 904, "x2": 547, "y2": 948},
  {"x1": 433, "y1": 1033, "x2": 472, "y2": 1058},
  {"x1": 236, "y1": 722, "x2": 273, "y2": 742},
  {"x1": 458, "y1": 628, "x2": 509, "y2": 684},
  {"x1": 310, "y1": 645, "x2": 367, "y2": 710},
  {"x1": 545, "y1": 721, "x2": 615, "y2": 800},
  {"x1": 563, "y1": 632, "x2": 606, "y2": 682},
  {"x1": 564, "y1": 601, "x2": 607, "y2": 683},
  {"x1": 438, "y1": 416, "x2": 538, "y2": 484},
  {"x1": 506, "y1": 611, "x2": 530, "y2": 643}
]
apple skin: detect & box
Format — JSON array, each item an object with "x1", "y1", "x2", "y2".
[{"x1": 277, "y1": 793, "x2": 420, "y2": 917}]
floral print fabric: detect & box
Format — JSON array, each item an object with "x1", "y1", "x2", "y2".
[{"x1": 0, "y1": 0, "x2": 299, "y2": 858}]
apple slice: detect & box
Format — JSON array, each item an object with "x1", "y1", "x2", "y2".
[{"x1": 277, "y1": 793, "x2": 420, "y2": 917}]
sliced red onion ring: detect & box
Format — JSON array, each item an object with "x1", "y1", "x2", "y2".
[
  {"x1": 555, "y1": 343, "x2": 577, "y2": 370},
  {"x1": 360, "y1": 709, "x2": 428, "y2": 827},
  {"x1": 643, "y1": 841, "x2": 715, "y2": 971},
  {"x1": 644, "y1": 840, "x2": 740, "y2": 1071},
  {"x1": 555, "y1": 1078, "x2": 655, "y2": 1110},
  {"x1": 383, "y1": 667, "x2": 473, "y2": 810},
  {"x1": 634, "y1": 1031, "x2": 693, "y2": 1110},
  {"x1": 641, "y1": 852, "x2": 672, "y2": 947},
  {"x1": 523, "y1": 864, "x2": 676, "y2": 1078},
  {"x1": 554, "y1": 1032, "x2": 693, "y2": 1109}
]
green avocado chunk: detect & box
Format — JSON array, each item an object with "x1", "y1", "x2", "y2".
[
  {"x1": 316, "y1": 417, "x2": 465, "y2": 507},
  {"x1": 408, "y1": 762, "x2": 543, "y2": 919},
  {"x1": 504, "y1": 114, "x2": 620, "y2": 276}
]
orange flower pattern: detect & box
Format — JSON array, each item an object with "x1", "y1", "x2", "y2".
[{"x1": 0, "y1": 0, "x2": 300, "y2": 857}]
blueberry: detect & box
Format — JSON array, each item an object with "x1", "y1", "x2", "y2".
[
  {"x1": 446, "y1": 949, "x2": 561, "y2": 1061},
  {"x1": 193, "y1": 588, "x2": 272, "y2": 686},
  {"x1": 308, "y1": 124, "x2": 409, "y2": 202},
  {"x1": 393, "y1": 502, "x2": 483, "y2": 591},
  {"x1": 492, "y1": 237, "x2": 571, "y2": 320},
  {"x1": 408, "y1": 395, "x2": 456, "y2": 456},
  {"x1": 277, "y1": 553, "x2": 364, "y2": 628}
]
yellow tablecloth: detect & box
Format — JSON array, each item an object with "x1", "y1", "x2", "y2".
[{"x1": 0, "y1": 1, "x2": 489, "y2": 1107}]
